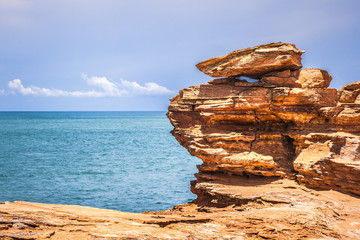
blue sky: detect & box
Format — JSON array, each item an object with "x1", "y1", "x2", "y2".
[{"x1": 0, "y1": 0, "x2": 359, "y2": 111}]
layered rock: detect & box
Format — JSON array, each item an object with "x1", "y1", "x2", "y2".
[
  {"x1": 168, "y1": 43, "x2": 360, "y2": 199},
  {"x1": 260, "y1": 68, "x2": 332, "y2": 88},
  {"x1": 196, "y1": 42, "x2": 304, "y2": 78},
  {"x1": 338, "y1": 81, "x2": 360, "y2": 103}
]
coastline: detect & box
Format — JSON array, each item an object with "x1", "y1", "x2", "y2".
[
  {"x1": 2, "y1": 43, "x2": 360, "y2": 239},
  {"x1": 1, "y1": 178, "x2": 360, "y2": 239}
]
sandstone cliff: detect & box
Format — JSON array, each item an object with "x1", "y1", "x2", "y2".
[
  {"x1": 168, "y1": 42, "x2": 360, "y2": 198},
  {"x1": 167, "y1": 42, "x2": 360, "y2": 238},
  {"x1": 1, "y1": 43, "x2": 360, "y2": 240}
]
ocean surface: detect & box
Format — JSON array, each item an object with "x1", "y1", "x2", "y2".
[{"x1": 0, "y1": 111, "x2": 201, "y2": 213}]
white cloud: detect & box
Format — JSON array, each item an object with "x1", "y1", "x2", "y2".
[
  {"x1": 81, "y1": 74, "x2": 128, "y2": 97},
  {"x1": 0, "y1": 89, "x2": 5, "y2": 95},
  {"x1": 6, "y1": 75, "x2": 172, "y2": 97},
  {"x1": 119, "y1": 79, "x2": 172, "y2": 95}
]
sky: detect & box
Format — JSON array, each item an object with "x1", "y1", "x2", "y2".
[{"x1": 0, "y1": 0, "x2": 359, "y2": 111}]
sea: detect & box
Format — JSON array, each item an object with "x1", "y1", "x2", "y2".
[{"x1": 0, "y1": 111, "x2": 201, "y2": 213}]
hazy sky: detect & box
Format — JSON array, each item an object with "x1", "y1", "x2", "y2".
[{"x1": 1, "y1": 0, "x2": 359, "y2": 111}]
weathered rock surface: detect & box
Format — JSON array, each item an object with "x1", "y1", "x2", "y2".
[
  {"x1": 260, "y1": 68, "x2": 332, "y2": 88},
  {"x1": 338, "y1": 81, "x2": 360, "y2": 103},
  {"x1": 169, "y1": 47, "x2": 360, "y2": 197},
  {"x1": 168, "y1": 79, "x2": 360, "y2": 194},
  {"x1": 196, "y1": 42, "x2": 304, "y2": 78},
  {"x1": 1, "y1": 185, "x2": 360, "y2": 239},
  {"x1": 167, "y1": 43, "x2": 360, "y2": 238}
]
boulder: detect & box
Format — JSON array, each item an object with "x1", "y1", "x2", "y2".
[
  {"x1": 338, "y1": 81, "x2": 360, "y2": 103},
  {"x1": 260, "y1": 68, "x2": 332, "y2": 88},
  {"x1": 196, "y1": 42, "x2": 304, "y2": 78}
]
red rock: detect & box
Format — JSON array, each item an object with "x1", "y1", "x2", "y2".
[
  {"x1": 338, "y1": 81, "x2": 360, "y2": 103},
  {"x1": 196, "y1": 42, "x2": 304, "y2": 78},
  {"x1": 1, "y1": 195, "x2": 360, "y2": 239},
  {"x1": 343, "y1": 81, "x2": 360, "y2": 90},
  {"x1": 297, "y1": 68, "x2": 332, "y2": 88},
  {"x1": 260, "y1": 68, "x2": 332, "y2": 88},
  {"x1": 168, "y1": 44, "x2": 360, "y2": 200}
]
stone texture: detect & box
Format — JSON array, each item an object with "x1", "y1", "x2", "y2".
[
  {"x1": 168, "y1": 78, "x2": 360, "y2": 198},
  {"x1": 260, "y1": 68, "x2": 332, "y2": 88},
  {"x1": 1, "y1": 188, "x2": 360, "y2": 240},
  {"x1": 196, "y1": 42, "x2": 304, "y2": 78},
  {"x1": 297, "y1": 68, "x2": 332, "y2": 87},
  {"x1": 338, "y1": 81, "x2": 360, "y2": 103},
  {"x1": 169, "y1": 42, "x2": 360, "y2": 201},
  {"x1": 166, "y1": 55, "x2": 360, "y2": 238}
]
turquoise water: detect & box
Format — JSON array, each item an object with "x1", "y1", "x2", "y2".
[{"x1": 0, "y1": 112, "x2": 200, "y2": 213}]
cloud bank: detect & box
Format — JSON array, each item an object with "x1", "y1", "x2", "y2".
[{"x1": 6, "y1": 74, "x2": 172, "y2": 97}]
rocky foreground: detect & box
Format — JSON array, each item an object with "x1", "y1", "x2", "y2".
[
  {"x1": 1, "y1": 185, "x2": 360, "y2": 239},
  {"x1": 1, "y1": 43, "x2": 360, "y2": 239}
]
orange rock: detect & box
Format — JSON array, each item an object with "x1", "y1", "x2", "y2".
[
  {"x1": 338, "y1": 81, "x2": 360, "y2": 103},
  {"x1": 1, "y1": 190, "x2": 360, "y2": 240},
  {"x1": 196, "y1": 42, "x2": 304, "y2": 78},
  {"x1": 297, "y1": 68, "x2": 332, "y2": 88},
  {"x1": 261, "y1": 68, "x2": 332, "y2": 88},
  {"x1": 168, "y1": 43, "x2": 360, "y2": 200}
]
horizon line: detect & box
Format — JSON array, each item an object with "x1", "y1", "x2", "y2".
[{"x1": 0, "y1": 110, "x2": 167, "y2": 112}]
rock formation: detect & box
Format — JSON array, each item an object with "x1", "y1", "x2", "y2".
[
  {"x1": 196, "y1": 42, "x2": 304, "y2": 78},
  {"x1": 168, "y1": 42, "x2": 360, "y2": 198},
  {"x1": 166, "y1": 42, "x2": 360, "y2": 238},
  {"x1": 1, "y1": 42, "x2": 360, "y2": 240}
]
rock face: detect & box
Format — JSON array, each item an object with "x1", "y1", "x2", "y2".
[
  {"x1": 196, "y1": 42, "x2": 304, "y2": 78},
  {"x1": 169, "y1": 43, "x2": 360, "y2": 208},
  {"x1": 165, "y1": 43, "x2": 360, "y2": 239}
]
